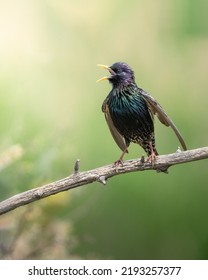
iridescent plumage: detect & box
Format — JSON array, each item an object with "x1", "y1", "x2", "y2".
[{"x1": 98, "y1": 62, "x2": 187, "y2": 165}]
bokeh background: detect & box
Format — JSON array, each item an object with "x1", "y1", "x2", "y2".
[{"x1": 0, "y1": 0, "x2": 208, "y2": 259}]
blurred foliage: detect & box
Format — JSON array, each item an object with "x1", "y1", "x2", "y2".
[{"x1": 0, "y1": 0, "x2": 208, "y2": 259}]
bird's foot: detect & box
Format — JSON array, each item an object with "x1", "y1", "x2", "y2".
[
  {"x1": 146, "y1": 151, "x2": 168, "y2": 173},
  {"x1": 113, "y1": 148, "x2": 127, "y2": 169},
  {"x1": 113, "y1": 158, "x2": 123, "y2": 170},
  {"x1": 147, "y1": 152, "x2": 157, "y2": 164}
]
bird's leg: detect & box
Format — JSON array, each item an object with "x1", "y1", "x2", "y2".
[
  {"x1": 114, "y1": 147, "x2": 128, "y2": 167},
  {"x1": 147, "y1": 142, "x2": 157, "y2": 164}
]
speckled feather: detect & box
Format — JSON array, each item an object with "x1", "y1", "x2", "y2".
[
  {"x1": 102, "y1": 84, "x2": 157, "y2": 157},
  {"x1": 99, "y1": 62, "x2": 187, "y2": 163}
]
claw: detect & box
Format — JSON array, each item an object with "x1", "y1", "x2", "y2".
[
  {"x1": 113, "y1": 147, "x2": 127, "y2": 169},
  {"x1": 113, "y1": 159, "x2": 123, "y2": 168},
  {"x1": 147, "y1": 152, "x2": 157, "y2": 163}
]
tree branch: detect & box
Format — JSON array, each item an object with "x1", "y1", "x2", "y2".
[{"x1": 0, "y1": 147, "x2": 208, "y2": 216}]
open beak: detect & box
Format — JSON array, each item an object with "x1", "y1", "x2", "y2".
[{"x1": 97, "y1": 64, "x2": 115, "y2": 82}]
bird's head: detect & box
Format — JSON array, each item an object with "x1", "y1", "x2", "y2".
[{"x1": 97, "y1": 62, "x2": 135, "y2": 88}]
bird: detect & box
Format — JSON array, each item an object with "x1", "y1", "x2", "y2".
[{"x1": 97, "y1": 62, "x2": 187, "y2": 167}]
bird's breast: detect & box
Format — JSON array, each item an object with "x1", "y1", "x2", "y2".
[{"x1": 107, "y1": 90, "x2": 155, "y2": 141}]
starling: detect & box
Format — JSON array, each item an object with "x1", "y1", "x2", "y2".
[{"x1": 97, "y1": 62, "x2": 187, "y2": 166}]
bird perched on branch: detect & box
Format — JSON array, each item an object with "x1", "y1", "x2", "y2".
[{"x1": 97, "y1": 62, "x2": 187, "y2": 166}]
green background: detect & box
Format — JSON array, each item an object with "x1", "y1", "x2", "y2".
[{"x1": 0, "y1": 0, "x2": 208, "y2": 259}]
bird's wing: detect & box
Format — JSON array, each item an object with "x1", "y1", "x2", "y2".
[
  {"x1": 102, "y1": 101, "x2": 129, "y2": 153},
  {"x1": 140, "y1": 89, "x2": 187, "y2": 151}
]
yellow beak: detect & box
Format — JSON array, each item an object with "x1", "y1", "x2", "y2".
[
  {"x1": 97, "y1": 64, "x2": 111, "y2": 70},
  {"x1": 96, "y1": 76, "x2": 108, "y2": 82},
  {"x1": 97, "y1": 64, "x2": 114, "y2": 82}
]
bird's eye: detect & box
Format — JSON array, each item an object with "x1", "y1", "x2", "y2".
[{"x1": 113, "y1": 68, "x2": 122, "y2": 75}]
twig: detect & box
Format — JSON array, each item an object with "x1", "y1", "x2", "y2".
[
  {"x1": 0, "y1": 147, "x2": 208, "y2": 216},
  {"x1": 73, "y1": 159, "x2": 80, "y2": 175}
]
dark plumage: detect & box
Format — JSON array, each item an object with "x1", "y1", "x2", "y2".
[{"x1": 97, "y1": 62, "x2": 187, "y2": 165}]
